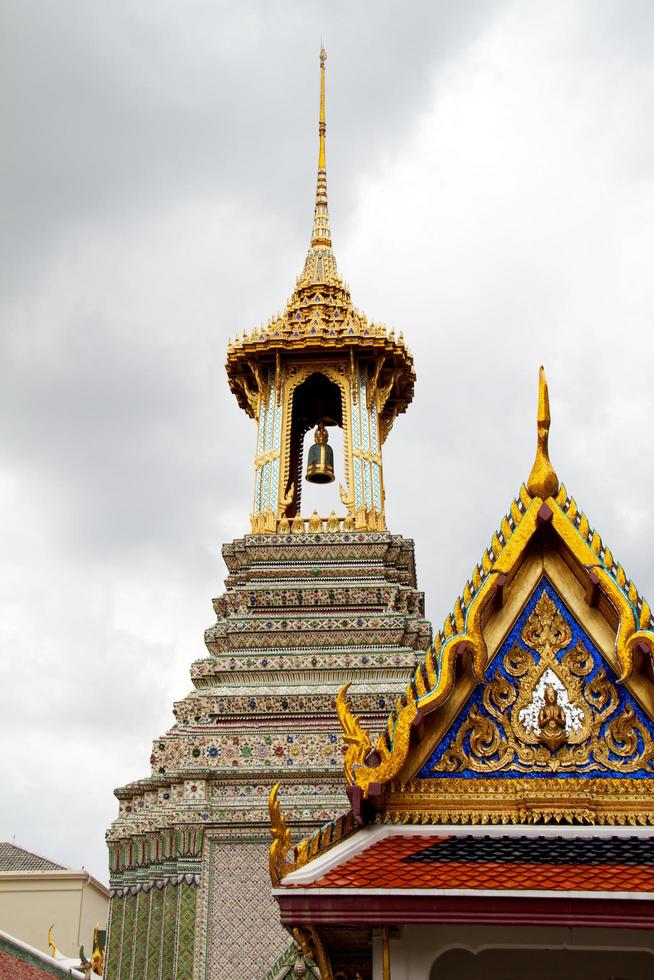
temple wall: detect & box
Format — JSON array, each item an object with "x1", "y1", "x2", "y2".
[
  {"x1": 194, "y1": 837, "x2": 290, "y2": 979},
  {"x1": 106, "y1": 531, "x2": 431, "y2": 978},
  {"x1": 105, "y1": 881, "x2": 196, "y2": 980}
]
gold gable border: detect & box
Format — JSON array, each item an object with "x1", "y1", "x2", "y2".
[{"x1": 337, "y1": 482, "x2": 654, "y2": 800}]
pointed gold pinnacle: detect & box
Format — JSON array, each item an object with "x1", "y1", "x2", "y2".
[
  {"x1": 527, "y1": 366, "x2": 559, "y2": 500},
  {"x1": 311, "y1": 45, "x2": 331, "y2": 248}
]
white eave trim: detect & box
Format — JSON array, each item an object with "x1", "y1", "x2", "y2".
[{"x1": 281, "y1": 822, "x2": 654, "y2": 886}]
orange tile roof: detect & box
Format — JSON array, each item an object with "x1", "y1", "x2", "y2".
[{"x1": 297, "y1": 834, "x2": 654, "y2": 893}]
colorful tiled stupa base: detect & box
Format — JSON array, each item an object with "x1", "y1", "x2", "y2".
[{"x1": 105, "y1": 530, "x2": 431, "y2": 978}]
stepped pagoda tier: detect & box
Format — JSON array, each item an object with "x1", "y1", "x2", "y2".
[
  {"x1": 105, "y1": 49, "x2": 431, "y2": 980},
  {"x1": 271, "y1": 370, "x2": 654, "y2": 980}
]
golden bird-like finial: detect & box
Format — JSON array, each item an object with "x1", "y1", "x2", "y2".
[
  {"x1": 527, "y1": 366, "x2": 559, "y2": 500},
  {"x1": 268, "y1": 782, "x2": 292, "y2": 886},
  {"x1": 311, "y1": 45, "x2": 331, "y2": 248},
  {"x1": 336, "y1": 682, "x2": 372, "y2": 785}
]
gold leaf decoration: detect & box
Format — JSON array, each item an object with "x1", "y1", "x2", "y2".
[
  {"x1": 268, "y1": 783, "x2": 293, "y2": 886},
  {"x1": 335, "y1": 683, "x2": 372, "y2": 786},
  {"x1": 428, "y1": 594, "x2": 654, "y2": 778},
  {"x1": 521, "y1": 592, "x2": 572, "y2": 658}
]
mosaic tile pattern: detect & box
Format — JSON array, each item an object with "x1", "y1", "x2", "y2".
[
  {"x1": 175, "y1": 883, "x2": 196, "y2": 980},
  {"x1": 205, "y1": 841, "x2": 290, "y2": 977},
  {"x1": 117, "y1": 892, "x2": 136, "y2": 980},
  {"x1": 106, "y1": 532, "x2": 431, "y2": 977},
  {"x1": 145, "y1": 886, "x2": 163, "y2": 980}
]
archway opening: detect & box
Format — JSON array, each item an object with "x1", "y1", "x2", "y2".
[{"x1": 286, "y1": 372, "x2": 344, "y2": 518}]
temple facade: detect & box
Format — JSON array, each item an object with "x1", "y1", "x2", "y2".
[
  {"x1": 271, "y1": 370, "x2": 654, "y2": 979},
  {"x1": 105, "y1": 50, "x2": 431, "y2": 979}
]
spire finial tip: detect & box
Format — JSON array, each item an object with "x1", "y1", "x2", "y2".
[{"x1": 527, "y1": 365, "x2": 559, "y2": 500}]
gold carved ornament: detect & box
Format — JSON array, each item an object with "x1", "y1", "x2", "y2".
[
  {"x1": 292, "y1": 925, "x2": 334, "y2": 980},
  {"x1": 549, "y1": 498, "x2": 654, "y2": 681},
  {"x1": 268, "y1": 783, "x2": 308, "y2": 887},
  {"x1": 336, "y1": 683, "x2": 372, "y2": 784},
  {"x1": 291, "y1": 927, "x2": 335, "y2": 980},
  {"x1": 337, "y1": 491, "x2": 543, "y2": 797},
  {"x1": 430, "y1": 591, "x2": 654, "y2": 777}
]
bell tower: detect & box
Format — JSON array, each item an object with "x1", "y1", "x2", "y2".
[
  {"x1": 227, "y1": 47, "x2": 415, "y2": 534},
  {"x1": 106, "y1": 49, "x2": 430, "y2": 980}
]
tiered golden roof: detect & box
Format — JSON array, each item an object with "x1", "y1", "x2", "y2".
[{"x1": 226, "y1": 47, "x2": 415, "y2": 431}]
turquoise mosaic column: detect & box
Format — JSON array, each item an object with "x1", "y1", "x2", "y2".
[
  {"x1": 351, "y1": 361, "x2": 384, "y2": 524},
  {"x1": 252, "y1": 366, "x2": 284, "y2": 530}
]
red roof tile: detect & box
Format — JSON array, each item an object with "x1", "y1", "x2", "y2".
[{"x1": 297, "y1": 834, "x2": 654, "y2": 894}]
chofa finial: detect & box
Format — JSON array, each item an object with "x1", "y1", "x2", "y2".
[{"x1": 526, "y1": 366, "x2": 559, "y2": 500}]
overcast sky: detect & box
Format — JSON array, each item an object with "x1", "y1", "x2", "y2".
[{"x1": 2, "y1": 0, "x2": 654, "y2": 887}]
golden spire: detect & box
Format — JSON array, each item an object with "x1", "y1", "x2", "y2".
[
  {"x1": 527, "y1": 365, "x2": 559, "y2": 500},
  {"x1": 311, "y1": 45, "x2": 331, "y2": 248}
]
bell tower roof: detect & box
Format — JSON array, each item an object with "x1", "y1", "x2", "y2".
[{"x1": 226, "y1": 48, "x2": 415, "y2": 430}]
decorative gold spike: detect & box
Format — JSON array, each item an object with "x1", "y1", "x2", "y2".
[
  {"x1": 640, "y1": 599, "x2": 652, "y2": 630},
  {"x1": 526, "y1": 366, "x2": 559, "y2": 499},
  {"x1": 591, "y1": 530, "x2": 602, "y2": 556},
  {"x1": 311, "y1": 46, "x2": 332, "y2": 248},
  {"x1": 453, "y1": 597, "x2": 465, "y2": 633},
  {"x1": 511, "y1": 499, "x2": 522, "y2": 525},
  {"x1": 578, "y1": 513, "x2": 590, "y2": 539},
  {"x1": 555, "y1": 483, "x2": 567, "y2": 506},
  {"x1": 604, "y1": 546, "x2": 614, "y2": 569},
  {"x1": 425, "y1": 648, "x2": 437, "y2": 687}
]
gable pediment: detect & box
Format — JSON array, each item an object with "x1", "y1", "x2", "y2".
[
  {"x1": 418, "y1": 577, "x2": 654, "y2": 781},
  {"x1": 334, "y1": 477, "x2": 654, "y2": 825}
]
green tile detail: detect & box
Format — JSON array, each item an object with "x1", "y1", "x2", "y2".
[
  {"x1": 146, "y1": 886, "x2": 164, "y2": 980},
  {"x1": 175, "y1": 883, "x2": 197, "y2": 980},
  {"x1": 133, "y1": 889, "x2": 149, "y2": 978},
  {"x1": 160, "y1": 884, "x2": 178, "y2": 980},
  {"x1": 105, "y1": 898, "x2": 122, "y2": 980},
  {"x1": 118, "y1": 894, "x2": 137, "y2": 980}
]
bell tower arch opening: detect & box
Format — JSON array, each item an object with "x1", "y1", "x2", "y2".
[{"x1": 286, "y1": 371, "x2": 343, "y2": 518}]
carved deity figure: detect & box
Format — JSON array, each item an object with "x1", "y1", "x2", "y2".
[{"x1": 538, "y1": 684, "x2": 567, "y2": 751}]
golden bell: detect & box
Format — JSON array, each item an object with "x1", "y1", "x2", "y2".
[{"x1": 305, "y1": 423, "x2": 335, "y2": 484}]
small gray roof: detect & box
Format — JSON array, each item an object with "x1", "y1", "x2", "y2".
[{"x1": 0, "y1": 842, "x2": 67, "y2": 873}]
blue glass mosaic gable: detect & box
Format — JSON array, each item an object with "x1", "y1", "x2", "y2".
[{"x1": 418, "y1": 577, "x2": 654, "y2": 780}]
